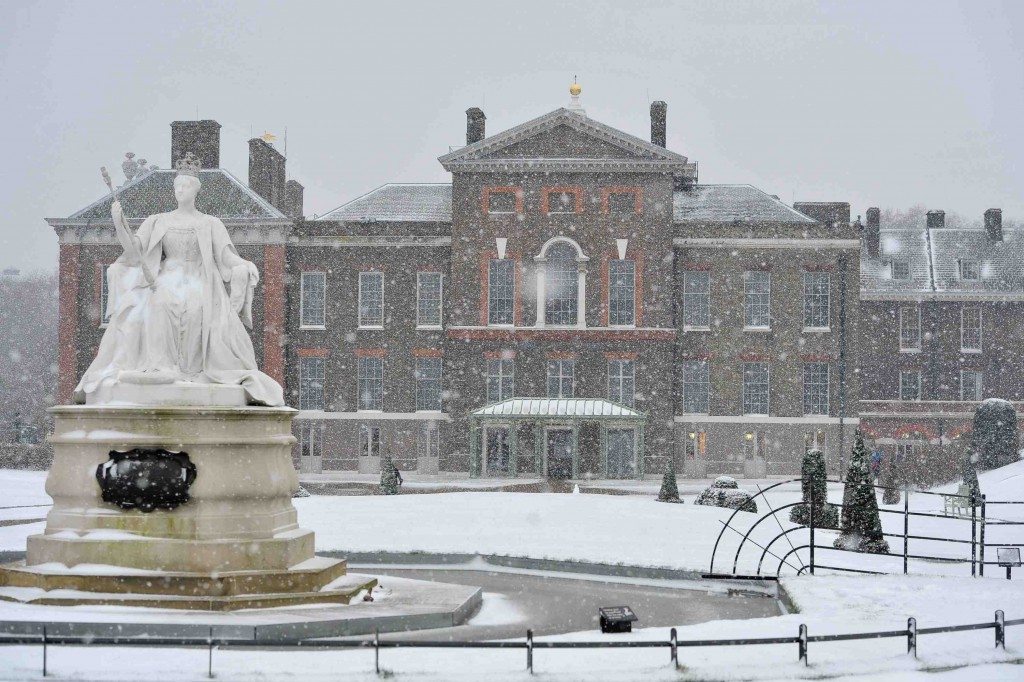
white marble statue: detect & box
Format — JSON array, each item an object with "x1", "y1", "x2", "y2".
[{"x1": 74, "y1": 153, "x2": 284, "y2": 406}]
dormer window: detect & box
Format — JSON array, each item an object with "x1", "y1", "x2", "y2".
[
  {"x1": 890, "y1": 260, "x2": 910, "y2": 281},
  {"x1": 959, "y1": 259, "x2": 980, "y2": 281},
  {"x1": 487, "y1": 191, "x2": 517, "y2": 215}
]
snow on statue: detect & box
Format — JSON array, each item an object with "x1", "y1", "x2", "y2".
[{"x1": 73, "y1": 152, "x2": 284, "y2": 406}]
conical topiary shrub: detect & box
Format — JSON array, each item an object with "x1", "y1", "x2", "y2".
[
  {"x1": 835, "y1": 432, "x2": 890, "y2": 553},
  {"x1": 789, "y1": 449, "x2": 839, "y2": 528},
  {"x1": 658, "y1": 459, "x2": 682, "y2": 503}
]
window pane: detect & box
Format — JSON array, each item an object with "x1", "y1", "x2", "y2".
[
  {"x1": 899, "y1": 371, "x2": 921, "y2": 401},
  {"x1": 961, "y1": 371, "x2": 982, "y2": 401},
  {"x1": 547, "y1": 360, "x2": 574, "y2": 398},
  {"x1": 742, "y1": 362, "x2": 770, "y2": 414},
  {"x1": 608, "y1": 260, "x2": 635, "y2": 326},
  {"x1": 607, "y1": 360, "x2": 635, "y2": 407},
  {"x1": 606, "y1": 429, "x2": 636, "y2": 478},
  {"x1": 891, "y1": 260, "x2": 910, "y2": 280},
  {"x1": 417, "y1": 272, "x2": 443, "y2": 327},
  {"x1": 485, "y1": 427, "x2": 511, "y2": 473},
  {"x1": 488, "y1": 191, "x2": 516, "y2": 214},
  {"x1": 549, "y1": 191, "x2": 576, "y2": 213},
  {"x1": 358, "y1": 272, "x2": 383, "y2": 327},
  {"x1": 900, "y1": 306, "x2": 920, "y2": 350},
  {"x1": 357, "y1": 357, "x2": 383, "y2": 411},
  {"x1": 488, "y1": 260, "x2": 515, "y2": 325},
  {"x1": 683, "y1": 271, "x2": 710, "y2": 328},
  {"x1": 744, "y1": 271, "x2": 771, "y2": 328},
  {"x1": 545, "y1": 243, "x2": 578, "y2": 325},
  {"x1": 298, "y1": 357, "x2": 325, "y2": 411},
  {"x1": 359, "y1": 424, "x2": 380, "y2": 457},
  {"x1": 803, "y1": 363, "x2": 830, "y2": 415},
  {"x1": 485, "y1": 358, "x2": 514, "y2": 403},
  {"x1": 608, "y1": 192, "x2": 636, "y2": 216},
  {"x1": 682, "y1": 360, "x2": 709, "y2": 414},
  {"x1": 803, "y1": 272, "x2": 830, "y2": 328},
  {"x1": 300, "y1": 271, "x2": 326, "y2": 327},
  {"x1": 961, "y1": 306, "x2": 982, "y2": 351},
  {"x1": 415, "y1": 357, "x2": 442, "y2": 411},
  {"x1": 417, "y1": 421, "x2": 439, "y2": 458},
  {"x1": 960, "y1": 260, "x2": 979, "y2": 280}
]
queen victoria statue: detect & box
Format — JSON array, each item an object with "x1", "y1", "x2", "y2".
[{"x1": 74, "y1": 153, "x2": 284, "y2": 406}]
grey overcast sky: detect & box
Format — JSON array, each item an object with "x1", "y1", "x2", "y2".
[{"x1": 1, "y1": 0, "x2": 1022, "y2": 271}]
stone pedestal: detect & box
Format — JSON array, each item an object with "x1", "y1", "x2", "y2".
[{"x1": 0, "y1": 404, "x2": 374, "y2": 610}]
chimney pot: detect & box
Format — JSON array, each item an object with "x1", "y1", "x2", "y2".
[
  {"x1": 466, "y1": 108, "x2": 486, "y2": 145},
  {"x1": 985, "y1": 208, "x2": 1003, "y2": 242},
  {"x1": 170, "y1": 120, "x2": 221, "y2": 168},
  {"x1": 926, "y1": 210, "x2": 945, "y2": 229},
  {"x1": 650, "y1": 101, "x2": 667, "y2": 147},
  {"x1": 865, "y1": 207, "x2": 881, "y2": 258}
]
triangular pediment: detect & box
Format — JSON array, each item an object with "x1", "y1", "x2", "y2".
[{"x1": 438, "y1": 108, "x2": 695, "y2": 175}]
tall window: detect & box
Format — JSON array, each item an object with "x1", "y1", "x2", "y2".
[
  {"x1": 608, "y1": 260, "x2": 636, "y2": 326},
  {"x1": 961, "y1": 370, "x2": 983, "y2": 401},
  {"x1": 803, "y1": 363, "x2": 830, "y2": 415},
  {"x1": 742, "y1": 362, "x2": 770, "y2": 415},
  {"x1": 488, "y1": 259, "x2": 515, "y2": 325},
  {"x1": 682, "y1": 360, "x2": 709, "y2": 414},
  {"x1": 683, "y1": 271, "x2": 710, "y2": 328},
  {"x1": 607, "y1": 359, "x2": 635, "y2": 407},
  {"x1": 485, "y1": 358, "x2": 514, "y2": 403},
  {"x1": 961, "y1": 306, "x2": 982, "y2": 352},
  {"x1": 899, "y1": 306, "x2": 920, "y2": 350},
  {"x1": 299, "y1": 422, "x2": 323, "y2": 463},
  {"x1": 358, "y1": 272, "x2": 384, "y2": 327},
  {"x1": 357, "y1": 356, "x2": 383, "y2": 411},
  {"x1": 545, "y1": 243, "x2": 579, "y2": 325},
  {"x1": 359, "y1": 424, "x2": 380, "y2": 457},
  {"x1": 300, "y1": 271, "x2": 326, "y2": 328},
  {"x1": 415, "y1": 357, "x2": 443, "y2": 411},
  {"x1": 744, "y1": 271, "x2": 771, "y2": 328},
  {"x1": 899, "y1": 370, "x2": 921, "y2": 401},
  {"x1": 417, "y1": 421, "x2": 439, "y2": 459},
  {"x1": 803, "y1": 272, "x2": 830, "y2": 329},
  {"x1": 959, "y1": 259, "x2": 980, "y2": 281},
  {"x1": 547, "y1": 359, "x2": 575, "y2": 398},
  {"x1": 298, "y1": 357, "x2": 325, "y2": 411},
  {"x1": 416, "y1": 272, "x2": 443, "y2": 328}
]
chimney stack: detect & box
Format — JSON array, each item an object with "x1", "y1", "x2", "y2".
[
  {"x1": 792, "y1": 202, "x2": 850, "y2": 228},
  {"x1": 985, "y1": 208, "x2": 1003, "y2": 242},
  {"x1": 248, "y1": 138, "x2": 287, "y2": 211},
  {"x1": 650, "y1": 101, "x2": 667, "y2": 147},
  {"x1": 865, "y1": 207, "x2": 881, "y2": 258},
  {"x1": 171, "y1": 120, "x2": 221, "y2": 168},
  {"x1": 926, "y1": 210, "x2": 945, "y2": 230},
  {"x1": 285, "y1": 179, "x2": 304, "y2": 219},
  {"x1": 466, "y1": 108, "x2": 486, "y2": 145}
]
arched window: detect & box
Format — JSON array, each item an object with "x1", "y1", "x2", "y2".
[{"x1": 545, "y1": 242, "x2": 579, "y2": 325}]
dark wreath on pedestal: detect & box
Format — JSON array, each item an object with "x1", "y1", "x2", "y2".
[{"x1": 95, "y1": 448, "x2": 197, "y2": 512}]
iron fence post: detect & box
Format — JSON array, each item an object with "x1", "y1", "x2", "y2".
[
  {"x1": 207, "y1": 626, "x2": 213, "y2": 679},
  {"x1": 374, "y1": 628, "x2": 380, "y2": 675},
  {"x1": 979, "y1": 495, "x2": 986, "y2": 577},
  {"x1": 995, "y1": 610, "x2": 1005, "y2": 649},
  {"x1": 907, "y1": 617, "x2": 917, "y2": 658},
  {"x1": 526, "y1": 629, "x2": 533, "y2": 674},
  {"x1": 971, "y1": 502, "x2": 977, "y2": 577},
  {"x1": 670, "y1": 627, "x2": 678, "y2": 669},
  {"x1": 903, "y1": 488, "x2": 909, "y2": 575},
  {"x1": 809, "y1": 488, "x2": 815, "y2": 576},
  {"x1": 42, "y1": 625, "x2": 46, "y2": 678},
  {"x1": 798, "y1": 624, "x2": 808, "y2": 665}
]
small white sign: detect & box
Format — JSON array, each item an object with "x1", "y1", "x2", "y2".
[{"x1": 997, "y1": 547, "x2": 1021, "y2": 567}]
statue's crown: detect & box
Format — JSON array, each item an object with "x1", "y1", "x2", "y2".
[{"x1": 174, "y1": 152, "x2": 202, "y2": 177}]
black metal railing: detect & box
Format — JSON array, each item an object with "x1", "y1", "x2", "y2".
[{"x1": 0, "y1": 611, "x2": 1019, "y2": 677}]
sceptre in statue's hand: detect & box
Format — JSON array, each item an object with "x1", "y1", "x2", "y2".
[{"x1": 101, "y1": 166, "x2": 156, "y2": 287}]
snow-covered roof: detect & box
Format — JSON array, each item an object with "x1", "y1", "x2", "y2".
[
  {"x1": 68, "y1": 169, "x2": 287, "y2": 221},
  {"x1": 672, "y1": 185, "x2": 815, "y2": 224},
  {"x1": 472, "y1": 398, "x2": 643, "y2": 419},
  {"x1": 317, "y1": 184, "x2": 452, "y2": 222},
  {"x1": 860, "y1": 228, "x2": 934, "y2": 295}
]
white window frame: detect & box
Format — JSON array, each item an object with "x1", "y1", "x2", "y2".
[
  {"x1": 960, "y1": 370, "x2": 983, "y2": 402},
  {"x1": 608, "y1": 259, "x2": 636, "y2": 327},
  {"x1": 414, "y1": 357, "x2": 443, "y2": 412},
  {"x1": 359, "y1": 423, "x2": 381, "y2": 457},
  {"x1": 607, "y1": 359, "x2": 635, "y2": 407},
  {"x1": 681, "y1": 360, "x2": 710, "y2": 414},
  {"x1": 960, "y1": 306, "x2": 982, "y2": 353},
  {"x1": 357, "y1": 271, "x2": 384, "y2": 329},
  {"x1": 742, "y1": 362, "x2": 770, "y2": 415},
  {"x1": 899, "y1": 370, "x2": 921, "y2": 401},
  {"x1": 802, "y1": 271, "x2": 831, "y2": 330},
  {"x1": 743, "y1": 271, "x2": 771, "y2": 330},
  {"x1": 417, "y1": 421, "x2": 440, "y2": 459},
  {"x1": 802, "y1": 363, "x2": 830, "y2": 416},
  {"x1": 299, "y1": 271, "x2": 326, "y2": 330},
  {"x1": 899, "y1": 305, "x2": 921, "y2": 352},
  {"x1": 357, "y1": 356, "x2": 384, "y2": 412},
  {"x1": 959, "y1": 259, "x2": 980, "y2": 281},
  {"x1": 488, "y1": 259, "x2": 515, "y2": 326},
  {"x1": 682, "y1": 270, "x2": 710, "y2": 330},
  {"x1": 298, "y1": 356, "x2": 325, "y2": 411},
  {"x1": 890, "y1": 260, "x2": 910, "y2": 280},
  {"x1": 485, "y1": 358, "x2": 515, "y2": 404},
  {"x1": 547, "y1": 359, "x2": 575, "y2": 399},
  {"x1": 416, "y1": 272, "x2": 443, "y2": 329}
]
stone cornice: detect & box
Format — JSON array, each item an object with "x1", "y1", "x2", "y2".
[
  {"x1": 445, "y1": 158, "x2": 697, "y2": 174},
  {"x1": 46, "y1": 219, "x2": 293, "y2": 246}
]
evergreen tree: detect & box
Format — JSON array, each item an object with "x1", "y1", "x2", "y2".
[
  {"x1": 379, "y1": 449, "x2": 400, "y2": 495},
  {"x1": 835, "y1": 432, "x2": 890, "y2": 553},
  {"x1": 971, "y1": 399, "x2": 1019, "y2": 470},
  {"x1": 962, "y1": 453, "x2": 981, "y2": 506},
  {"x1": 881, "y1": 454, "x2": 901, "y2": 505},
  {"x1": 658, "y1": 459, "x2": 681, "y2": 503},
  {"x1": 790, "y1": 449, "x2": 838, "y2": 528}
]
